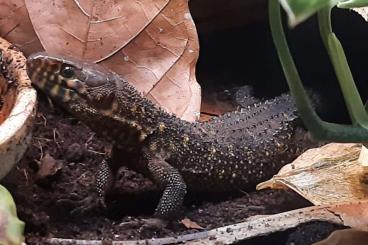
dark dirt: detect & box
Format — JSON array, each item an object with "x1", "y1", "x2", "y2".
[
  {"x1": 239, "y1": 221, "x2": 346, "y2": 245},
  {"x1": 4, "y1": 5, "x2": 365, "y2": 244},
  {"x1": 1, "y1": 94, "x2": 343, "y2": 245}
]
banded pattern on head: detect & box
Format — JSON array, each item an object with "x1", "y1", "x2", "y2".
[
  {"x1": 27, "y1": 53, "x2": 111, "y2": 103},
  {"x1": 26, "y1": 52, "x2": 174, "y2": 145}
]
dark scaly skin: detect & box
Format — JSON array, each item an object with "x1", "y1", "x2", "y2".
[{"x1": 26, "y1": 52, "x2": 315, "y2": 218}]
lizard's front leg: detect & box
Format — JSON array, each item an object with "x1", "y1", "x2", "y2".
[
  {"x1": 62, "y1": 144, "x2": 127, "y2": 214},
  {"x1": 136, "y1": 149, "x2": 187, "y2": 229},
  {"x1": 143, "y1": 149, "x2": 187, "y2": 218}
]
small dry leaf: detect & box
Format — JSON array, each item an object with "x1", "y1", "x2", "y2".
[
  {"x1": 313, "y1": 229, "x2": 368, "y2": 245},
  {"x1": 181, "y1": 217, "x2": 204, "y2": 230},
  {"x1": 257, "y1": 143, "x2": 368, "y2": 205},
  {"x1": 37, "y1": 153, "x2": 63, "y2": 180}
]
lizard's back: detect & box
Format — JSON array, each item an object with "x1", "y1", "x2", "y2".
[{"x1": 148, "y1": 94, "x2": 315, "y2": 192}]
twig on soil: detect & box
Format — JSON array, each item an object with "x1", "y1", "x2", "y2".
[
  {"x1": 53, "y1": 128, "x2": 62, "y2": 148},
  {"x1": 38, "y1": 140, "x2": 44, "y2": 160},
  {"x1": 39, "y1": 112, "x2": 47, "y2": 127},
  {"x1": 32, "y1": 140, "x2": 44, "y2": 164},
  {"x1": 16, "y1": 167, "x2": 29, "y2": 185},
  {"x1": 76, "y1": 172, "x2": 88, "y2": 183},
  {"x1": 33, "y1": 136, "x2": 53, "y2": 142},
  {"x1": 85, "y1": 133, "x2": 95, "y2": 147},
  {"x1": 235, "y1": 204, "x2": 265, "y2": 211},
  {"x1": 86, "y1": 149, "x2": 106, "y2": 155},
  {"x1": 84, "y1": 133, "x2": 107, "y2": 155},
  {"x1": 44, "y1": 201, "x2": 365, "y2": 245},
  {"x1": 46, "y1": 97, "x2": 54, "y2": 109},
  {"x1": 22, "y1": 168, "x2": 29, "y2": 185}
]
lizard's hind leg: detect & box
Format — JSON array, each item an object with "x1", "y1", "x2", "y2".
[{"x1": 143, "y1": 151, "x2": 187, "y2": 218}]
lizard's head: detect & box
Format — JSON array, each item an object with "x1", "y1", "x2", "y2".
[
  {"x1": 26, "y1": 52, "x2": 117, "y2": 113},
  {"x1": 27, "y1": 52, "x2": 168, "y2": 136}
]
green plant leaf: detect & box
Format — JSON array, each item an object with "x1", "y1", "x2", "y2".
[
  {"x1": 318, "y1": 7, "x2": 368, "y2": 128},
  {"x1": 269, "y1": 0, "x2": 368, "y2": 142},
  {"x1": 338, "y1": 0, "x2": 368, "y2": 8},
  {"x1": 279, "y1": 0, "x2": 339, "y2": 26},
  {"x1": 0, "y1": 185, "x2": 24, "y2": 245}
]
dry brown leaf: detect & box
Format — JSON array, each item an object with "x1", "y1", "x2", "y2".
[
  {"x1": 26, "y1": 0, "x2": 171, "y2": 61},
  {"x1": 21, "y1": 0, "x2": 200, "y2": 121},
  {"x1": 181, "y1": 218, "x2": 204, "y2": 230},
  {"x1": 313, "y1": 229, "x2": 368, "y2": 245},
  {"x1": 36, "y1": 154, "x2": 63, "y2": 180},
  {"x1": 257, "y1": 143, "x2": 368, "y2": 205},
  {"x1": 329, "y1": 201, "x2": 368, "y2": 229},
  {"x1": 0, "y1": 0, "x2": 43, "y2": 55}
]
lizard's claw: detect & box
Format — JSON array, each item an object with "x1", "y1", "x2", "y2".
[{"x1": 58, "y1": 192, "x2": 106, "y2": 215}]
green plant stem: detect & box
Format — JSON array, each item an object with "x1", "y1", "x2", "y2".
[
  {"x1": 318, "y1": 7, "x2": 368, "y2": 128},
  {"x1": 268, "y1": 0, "x2": 368, "y2": 142}
]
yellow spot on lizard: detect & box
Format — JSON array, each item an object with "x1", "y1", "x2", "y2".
[{"x1": 158, "y1": 122, "x2": 166, "y2": 132}]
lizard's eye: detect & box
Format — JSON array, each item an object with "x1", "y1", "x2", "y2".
[{"x1": 60, "y1": 66, "x2": 75, "y2": 78}]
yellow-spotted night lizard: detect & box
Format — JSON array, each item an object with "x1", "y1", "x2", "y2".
[{"x1": 26, "y1": 52, "x2": 315, "y2": 220}]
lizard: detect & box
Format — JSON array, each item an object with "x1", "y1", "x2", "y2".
[{"x1": 26, "y1": 52, "x2": 316, "y2": 221}]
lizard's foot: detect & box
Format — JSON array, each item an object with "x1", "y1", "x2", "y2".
[
  {"x1": 118, "y1": 218, "x2": 168, "y2": 231},
  {"x1": 58, "y1": 192, "x2": 106, "y2": 215},
  {"x1": 139, "y1": 218, "x2": 168, "y2": 231}
]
